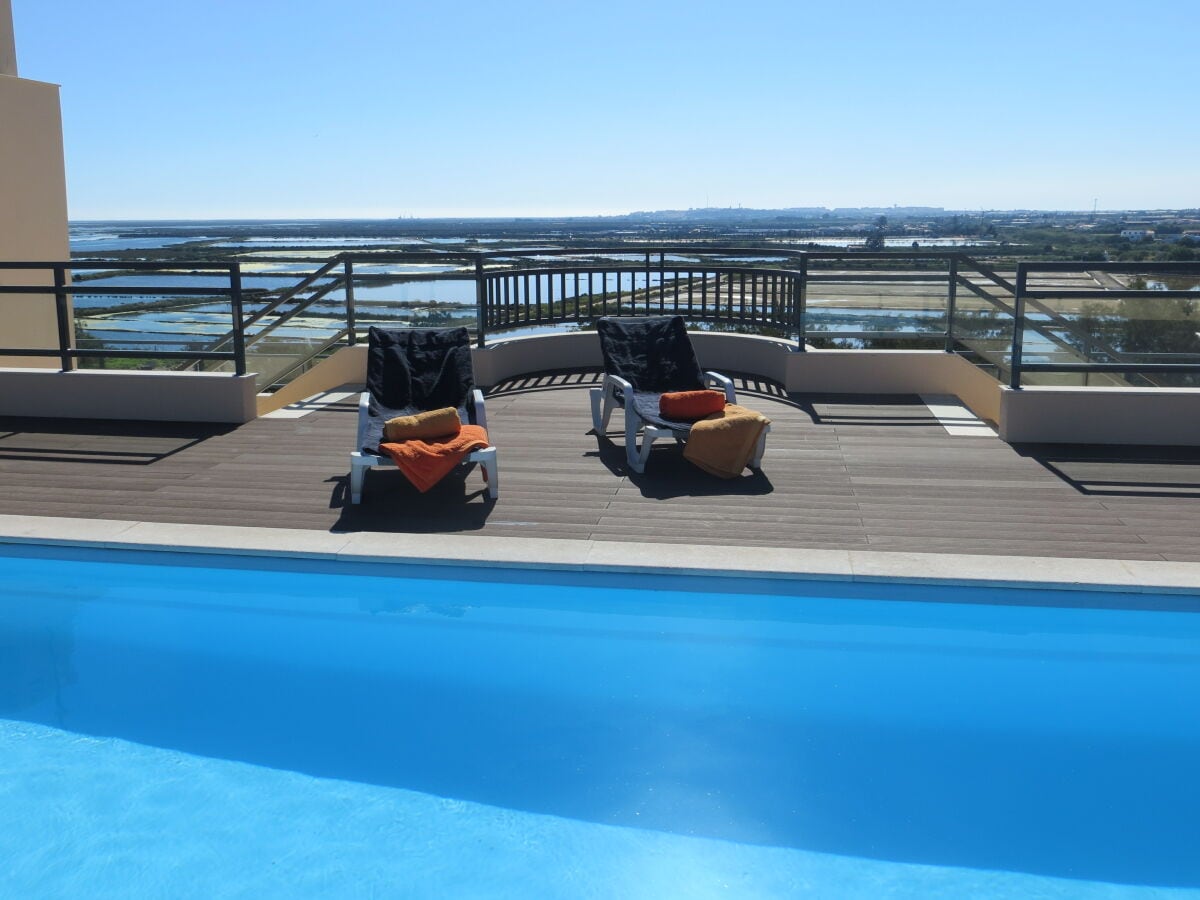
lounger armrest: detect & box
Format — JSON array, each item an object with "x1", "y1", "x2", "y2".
[
  {"x1": 471, "y1": 388, "x2": 488, "y2": 430},
  {"x1": 356, "y1": 390, "x2": 372, "y2": 447},
  {"x1": 704, "y1": 371, "x2": 736, "y2": 404},
  {"x1": 603, "y1": 373, "x2": 634, "y2": 396}
]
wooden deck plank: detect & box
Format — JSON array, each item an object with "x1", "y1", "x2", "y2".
[{"x1": 2, "y1": 375, "x2": 1199, "y2": 562}]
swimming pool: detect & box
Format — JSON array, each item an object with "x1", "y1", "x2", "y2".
[{"x1": 2, "y1": 543, "x2": 1198, "y2": 898}]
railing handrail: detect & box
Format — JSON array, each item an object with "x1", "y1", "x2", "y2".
[{"x1": 5, "y1": 250, "x2": 1199, "y2": 391}]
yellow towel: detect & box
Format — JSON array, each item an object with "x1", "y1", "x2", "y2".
[
  {"x1": 383, "y1": 407, "x2": 462, "y2": 442},
  {"x1": 682, "y1": 404, "x2": 770, "y2": 478}
]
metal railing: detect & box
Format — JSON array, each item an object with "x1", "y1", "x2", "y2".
[
  {"x1": 0, "y1": 260, "x2": 246, "y2": 374},
  {"x1": 474, "y1": 247, "x2": 806, "y2": 343},
  {"x1": 4, "y1": 251, "x2": 1199, "y2": 392},
  {"x1": 1008, "y1": 261, "x2": 1200, "y2": 388}
]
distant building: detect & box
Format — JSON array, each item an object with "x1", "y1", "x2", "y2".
[
  {"x1": 1182, "y1": 231, "x2": 1200, "y2": 245},
  {"x1": 1120, "y1": 229, "x2": 1155, "y2": 241}
]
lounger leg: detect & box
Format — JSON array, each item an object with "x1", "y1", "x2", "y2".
[
  {"x1": 750, "y1": 424, "x2": 771, "y2": 469},
  {"x1": 590, "y1": 387, "x2": 605, "y2": 432},
  {"x1": 633, "y1": 427, "x2": 672, "y2": 475},
  {"x1": 350, "y1": 453, "x2": 371, "y2": 504},
  {"x1": 590, "y1": 384, "x2": 618, "y2": 433},
  {"x1": 475, "y1": 447, "x2": 499, "y2": 500},
  {"x1": 624, "y1": 407, "x2": 646, "y2": 472}
]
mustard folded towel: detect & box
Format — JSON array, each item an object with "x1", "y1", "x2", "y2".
[
  {"x1": 683, "y1": 404, "x2": 770, "y2": 478},
  {"x1": 383, "y1": 407, "x2": 462, "y2": 442}
]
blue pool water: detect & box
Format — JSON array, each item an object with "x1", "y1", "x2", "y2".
[{"x1": 1, "y1": 545, "x2": 1199, "y2": 898}]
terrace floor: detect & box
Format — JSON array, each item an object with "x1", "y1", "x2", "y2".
[{"x1": 2, "y1": 370, "x2": 1200, "y2": 562}]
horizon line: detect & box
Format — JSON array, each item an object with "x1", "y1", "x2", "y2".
[{"x1": 68, "y1": 206, "x2": 1200, "y2": 224}]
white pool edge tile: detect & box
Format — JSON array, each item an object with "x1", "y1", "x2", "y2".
[{"x1": 1, "y1": 514, "x2": 1199, "y2": 595}]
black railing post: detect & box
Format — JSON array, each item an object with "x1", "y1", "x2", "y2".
[
  {"x1": 644, "y1": 251, "x2": 651, "y2": 314},
  {"x1": 944, "y1": 256, "x2": 958, "y2": 353},
  {"x1": 475, "y1": 255, "x2": 487, "y2": 347},
  {"x1": 344, "y1": 256, "x2": 357, "y2": 346},
  {"x1": 53, "y1": 263, "x2": 74, "y2": 371},
  {"x1": 658, "y1": 251, "x2": 666, "y2": 312},
  {"x1": 794, "y1": 256, "x2": 808, "y2": 349},
  {"x1": 1009, "y1": 263, "x2": 1027, "y2": 389},
  {"x1": 229, "y1": 263, "x2": 247, "y2": 376}
]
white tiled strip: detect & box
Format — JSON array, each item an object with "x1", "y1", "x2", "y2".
[
  {"x1": 919, "y1": 393, "x2": 995, "y2": 436},
  {"x1": 261, "y1": 390, "x2": 357, "y2": 420}
]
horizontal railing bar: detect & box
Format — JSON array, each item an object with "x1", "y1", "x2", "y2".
[
  {"x1": 474, "y1": 245, "x2": 811, "y2": 260},
  {"x1": 1024, "y1": 290, "x2": 1200, "y2": 301},
  {"x1": 1020, "y1": 363, "x2": 1200, "y2": 373},
  {"x1": 71, "y1": 348, "x2": 239, "y2": 360},
  {"x1": 0, "y1": 285, "x2": 236, "y2": 297},
  {"x1": 807, "y1": 273, "x2": 953, "y2": 282},
  {"x1": 0, "y1": 347, "x2": 239, "y2": 361},
  {"x1": 804, "y1": 331, "x2": 946, "y2": 340},
  {"x1": 959, "y1": 256, "x2": 1017, "y2": 294},
  {"x1": 0, "y1": 347, "x2": 63, "y2": 356},
  {"x1": 802, "y1": 250, "x2": 978, "y2": 260},
  {"x1": 1016, "y1": 261, "x2": 1200, "y2": 274},
  {"x1": 0, "y1": 260, "x2": 241, "y2": 270},
  {"x1": 483, "y1": 265, "x2": 800, "y2": 279}
]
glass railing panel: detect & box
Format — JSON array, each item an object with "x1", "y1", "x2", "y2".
[
  {"x1": 1024, "y1": 268, "x2": 1200, "y2": 387},
  {"x1": 238, "y1": 332, "x2": 347, "y2": 391},
  {"x1": 804, "y1": 257, "x2": 950, "y2": 348}
]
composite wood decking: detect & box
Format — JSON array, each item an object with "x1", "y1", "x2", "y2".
[{"x1": 2, "y1": 370, "x2": 1199, "y2": 561}]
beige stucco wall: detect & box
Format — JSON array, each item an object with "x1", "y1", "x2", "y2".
[
  {"x1": 0, "y1": 71, "x2": 71, "y2": 367},
  {"x1": 1, "y1": 0, "x2": 16, "y2": 77},
  {"x1": 1000, "y1": 386, "x2": 1200, "y2": 446},
  {"x1": 0, "y1": 369, "x2": 259, "y2": 423}
]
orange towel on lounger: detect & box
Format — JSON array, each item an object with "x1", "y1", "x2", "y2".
[
  {"x1": 659, "y1": 389, "x2": 727, "y2": 420},
  {"x1": 379, "y1": 425, "x2": 490, "y2": 493},
  {"x1": 683, "y1": 405, "x2": 770, "y2": 478}
]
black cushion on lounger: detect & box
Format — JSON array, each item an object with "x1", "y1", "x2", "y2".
[
  {"x1": 361, "y1": 326, "x2": 476, "y2": 453},
  {"x1": 596, "y1": 316, "x2": 705, "y2": 394}
]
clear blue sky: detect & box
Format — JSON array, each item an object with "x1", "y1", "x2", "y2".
[{"x1": 12, "y1": 0, "x2": 1200, "y2": 219}]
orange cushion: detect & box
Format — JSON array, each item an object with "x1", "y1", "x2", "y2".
[{"x1": 659, "y1": 389, "x2": 727, "y2": 420}]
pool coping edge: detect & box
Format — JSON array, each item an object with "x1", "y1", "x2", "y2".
[{"x1": 1, "y1": 513, "x2": 1198, "y2": 595}]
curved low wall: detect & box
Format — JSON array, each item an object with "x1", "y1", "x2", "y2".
[
  {"x1": 470, "y1": 331, "x2": 1002, "y2": 423},
  {"x1": 264, "y1": 331, "x2": 1002, "y2": 424}
]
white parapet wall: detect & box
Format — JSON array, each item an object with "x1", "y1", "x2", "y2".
[
  {"x1": 0, "y1": 369, "x2": 260, "y2": 424},
  {"x1": 1000, "y1": 386, "x2": 1200, "y2": 446}
]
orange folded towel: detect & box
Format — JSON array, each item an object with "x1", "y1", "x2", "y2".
[
  {"x1": 659, "y1": 389, "x2": 727, "y2": 420},
  {"x1": 379, "y1": 424, "x2": 490, "y2": 493},
  {"x1": 683, "y1": 404, "x2": 770, "y2": 478},
  {"x1": 383, "y1": 407, "x2": 462, "y2": 442}
]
